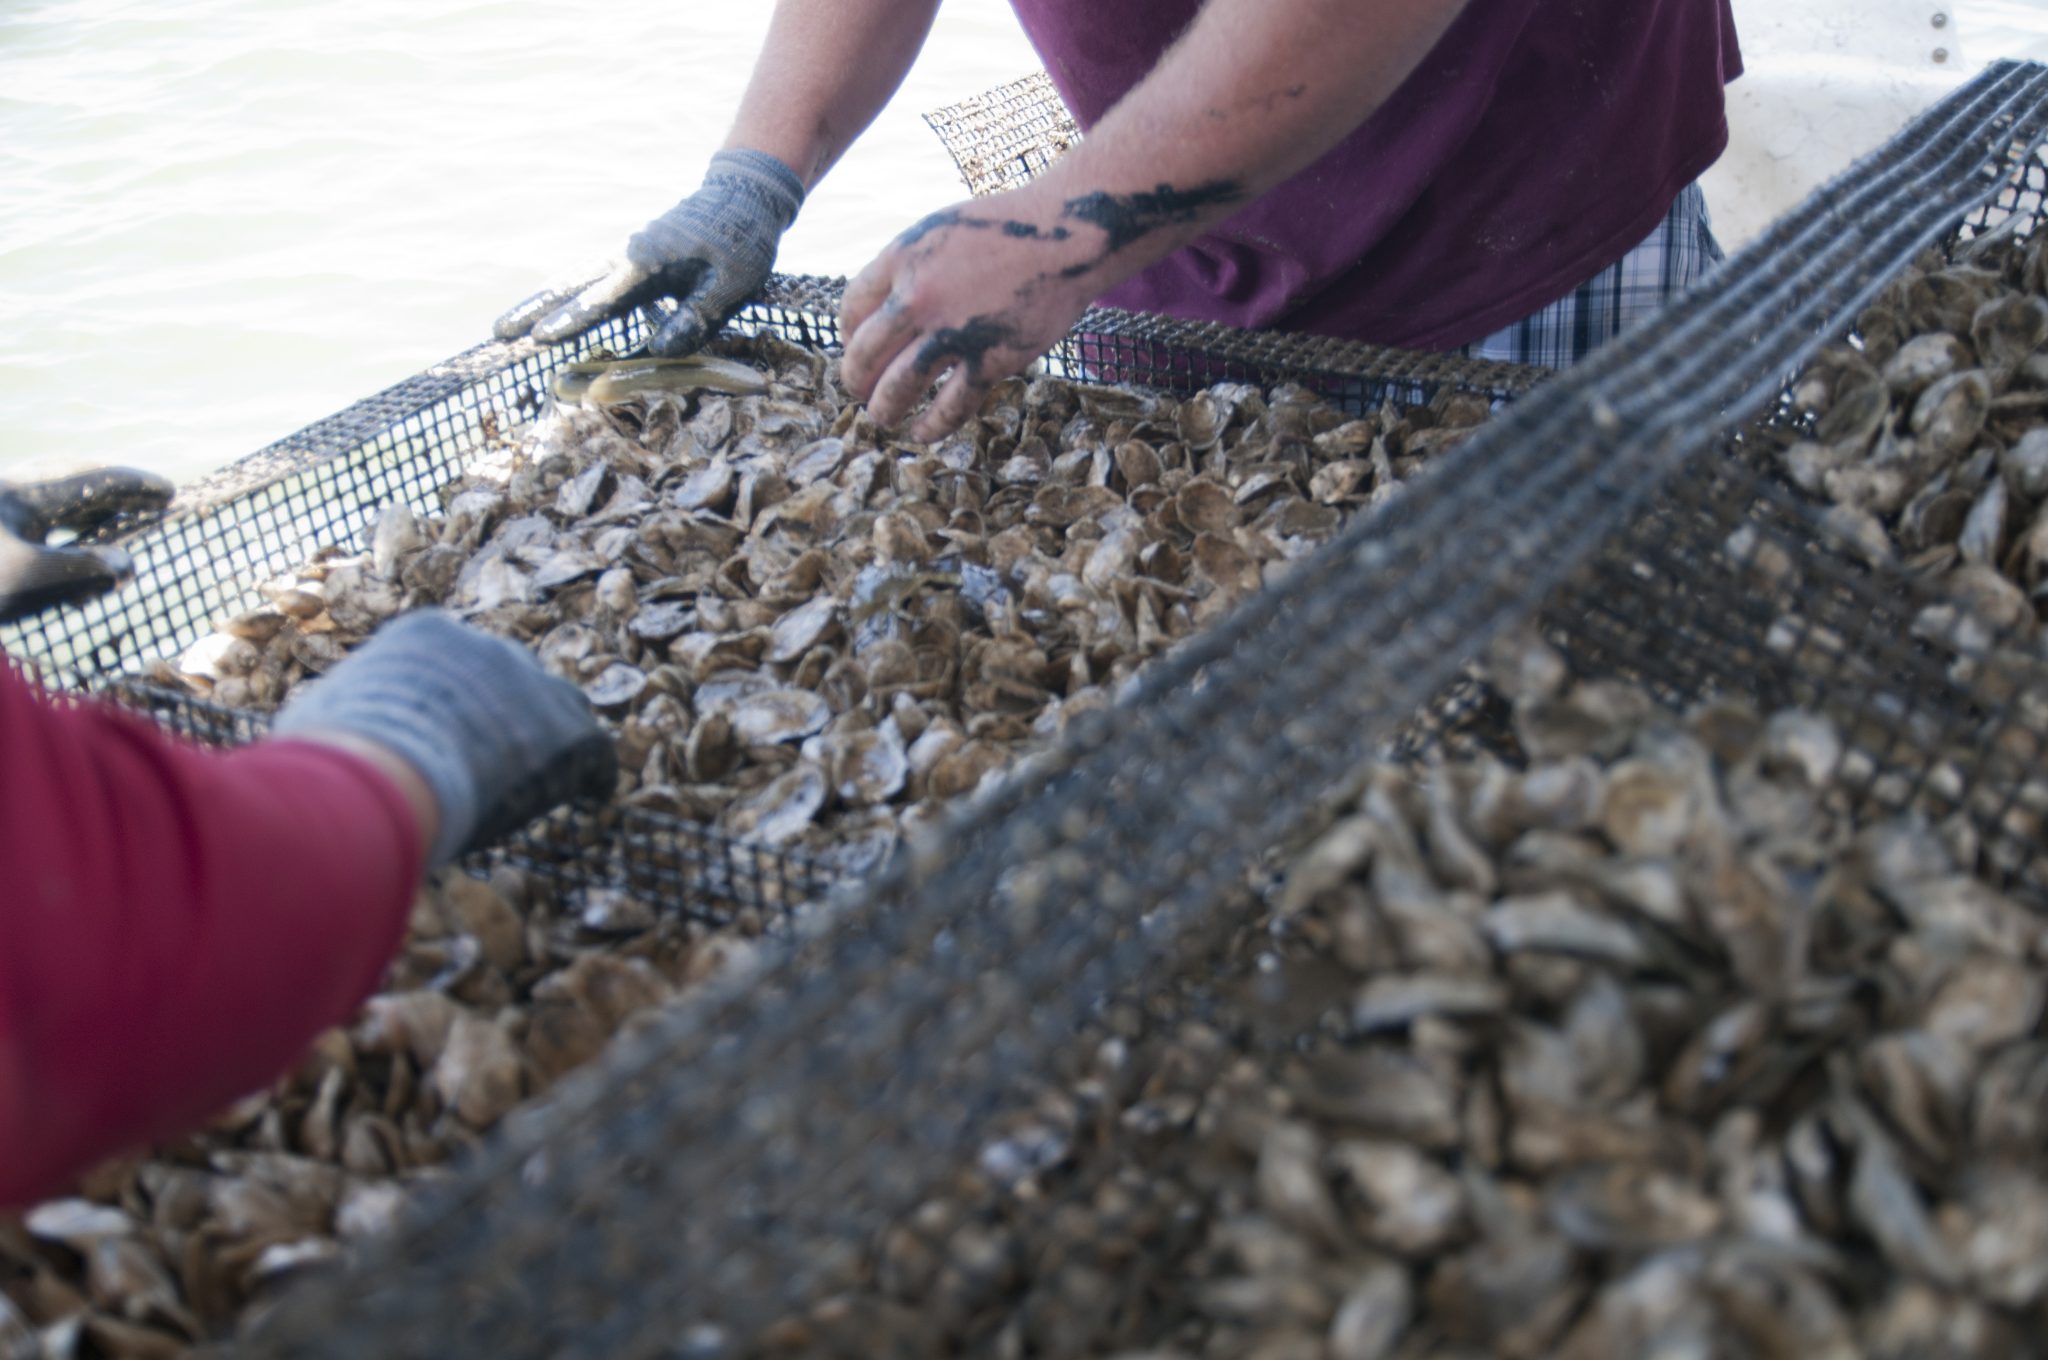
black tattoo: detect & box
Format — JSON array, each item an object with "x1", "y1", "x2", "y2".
[
  {"x1": 897, "y1": 208, "x2": 966, "y2": 247},
  {"x1": 1002, "y1": 220, "x2": 1070, "y2": 240},
  {"x1": 913, "y1": 314, "x2": 1021, "y2": 379},
  {"x1": 893, "y1": 180, "x2": 1238, "y2": 290},
  {"x1": 896, "y1": 208, "x2": 1071, "y2": 249},
  {"x1": 1060, "y1": 181, "x2": 1245, "y2": 253}
]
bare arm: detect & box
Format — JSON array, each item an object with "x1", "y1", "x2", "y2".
[
  {"x1": 723, "y1": 0, "x2": 945, "y2": 188},
  {"x1": 841, "y1": 0, "x2": 1473, "y2": 437},
  {"x1": 1033, "y1": 0, "x2": 1471, "y2": 282}
]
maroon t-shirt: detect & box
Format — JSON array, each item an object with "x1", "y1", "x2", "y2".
[{"x1": 1007, "y1": 0, "x2": 1742, "y2": 349}]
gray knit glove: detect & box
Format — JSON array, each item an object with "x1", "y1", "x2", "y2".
[
  {"x1": 273, "y1": 610, "x2": 617, "y2": 865},
  {"x1": 494, "y1": 149, "x2": 805, "y2": 358},
  {"x1": 0, "y1": 468, "x2": 174, "y2": 623}
]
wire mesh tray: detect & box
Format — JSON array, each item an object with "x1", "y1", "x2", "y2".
[
  {"x1": 1531, "y1": 102, "x2": 2048, "y2": 894},
  {"x1": 1, "y1": 273, "x2": 1543, "y2": 922}
]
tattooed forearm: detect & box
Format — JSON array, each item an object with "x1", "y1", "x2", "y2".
[{"x1": 1061, "y1": 181, "x2": 1245, "y2": 253}]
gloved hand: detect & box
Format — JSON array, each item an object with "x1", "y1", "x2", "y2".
[
  {"x1": 273, "y1": 610, "x2": 617, "y2": 865},
  {"x1": 494, "y1": 149, "x2": 805, "y2": 358},
  {"x1": 0, "y1": 468, "x2": 176, "y2": 624}
]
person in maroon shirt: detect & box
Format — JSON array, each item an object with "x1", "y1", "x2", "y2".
[
  {"x1": 0, "y1": 478, "x2": 615, "y2": 1208},
  {"x1": 500, "y1": 0, "x2": 1740, "y2": 437}
]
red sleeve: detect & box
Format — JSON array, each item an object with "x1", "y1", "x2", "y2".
[{"x1": 0, "y1": 659, "x2": 422, "y2": 1208}]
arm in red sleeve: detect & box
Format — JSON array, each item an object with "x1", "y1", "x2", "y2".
[{"x1": 0, "y1": 658, "x2": 423, "y2": 1208}]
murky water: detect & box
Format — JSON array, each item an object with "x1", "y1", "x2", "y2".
[{"x1": 2, "y1": 2, "x2": 2045, "y2": 489}]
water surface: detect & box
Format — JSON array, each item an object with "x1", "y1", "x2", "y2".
[
  {"x1": 0, "y1": 0, "x2": 1038, "y2": 484},
  {"x1": 4, "y1": 2, "x2": 2046, "y2": 488}
]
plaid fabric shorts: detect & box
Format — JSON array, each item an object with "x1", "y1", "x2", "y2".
[{"x1": 1463, "y1": 182, "x2": 1724, "y2": 369}]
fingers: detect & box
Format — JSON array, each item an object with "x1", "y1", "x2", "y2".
[
  {"x1": 9, "y1": 468, "x2": 175, "y2": 540},
  {"x1": 492, "y1": 285, "x2": 581, "y2": 341},
  {"x1": 843, "y1": 257, "x2": 1015, "y2": 438},
  {"x1": 838, "y1": 250, "x2": 898, "y2": 341},
  {"x1": 647, "y1": 261, "x2": 721, "y2": 358},
  {"x1": 530, "y1": 261, "x2": 655, "y2": 344},
  {"x1": 649, "y1": 305, "x2": 711, "y2": 359},
  {"x1": 910, "y1": 366, "x2": 994, "y2": 443},
  {"x1": 864, "y1": 339, "x2": 945, "y2": 433},
  {"x1": 0, "y1": 541, "x2": 131, "y2": 624},
  {"x1": 839, "y1": 289, "x2": 921, "y2": 401}
]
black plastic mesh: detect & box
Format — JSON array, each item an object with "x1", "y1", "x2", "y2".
[
  {"x1": 2, "y1": 323, "x2": 623, "y2": 689},
  {"x1": 0, "y1": 260, "x2": 1535, "y2": 937},
  {"x1": 218, "y1": 60, "x2": 2048, "y2": 1360},
  {"x1": 744, "y1": 272, "x2": 1545, "y2": 405},
  {"x1": 97, "y1": 678, "x2": 837, "y2": 931},
  {"x1": 922, "y1": 70, "x2": 1079, "y2": 198},
  {"x1": 0, "y1": 265, "x2": 1539, "y2": 929},
  {"x1": 1551, "y1": 451, "x2": 2048, "y2": 886},
  {"x1": 1538, "y1": 94, "x2": 2048, "y2": 898},
  {"x1": 5, "y1": 278, "x2": 1537, "y2": 694}
]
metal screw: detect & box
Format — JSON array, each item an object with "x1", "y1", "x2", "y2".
[
  {"x1": 1933, "y1": 47, "x2": 1950, "y2": 62},
  {"x1": 1932, "y1": 11, "x2": 1948, "y2": 27}
]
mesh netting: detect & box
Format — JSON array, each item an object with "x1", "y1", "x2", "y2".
[
  {"x1": 3, "y1": 280, "x2": 1537, "y2": 693},
  {"x1": 1, "y1": 273, "x2": 1537, "y2": 926},
  {"x1": 922, "y1": 70, "x2": 1079, "y2": 199},
  {"x1": 100, "y1": 678, "x2": 837, "y2": 931},
  {"x1": 188, "y1": 59, "x2": 2048, "y2": 1358}
]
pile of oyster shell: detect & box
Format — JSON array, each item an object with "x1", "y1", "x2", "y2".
[
  {"x1": 764, "y1": 633, "x2": 2048, "y2": 1359},
  {"x1": 148, "y1": 334, "x2": 1492, "y2": 874},
  {"x1": 1771, "y1": 218, "x2": 2048, "y2": 650},
  {"x1": 3, "y1": 340, "x2": 1496, "y2": 1355},
  {"x1": 0, "y1": 862, "x2": 749, "y2": 1358}
]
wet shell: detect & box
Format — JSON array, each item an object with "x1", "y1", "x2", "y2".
[
  {"x1": 1176, "y1": 392, "x2": 1229, "y2": 450},
  {"x1": 1174, "y1": 480, "x2": 1241, "y2": 535},
  {"x1": 629, "y1": 600, "x2": 694, "y2": 643},
  {"x1": 1971, "y1": 293, "x2": 2048, "y2": 377},
  {"x1": 1815, "y1": 379, "x2": 1890, "y2": 453},
  {"x1": 583, "y1": 663, "x2": 648, "y2": 712},
  {"x1": 1882, "y1": 332, "x2": 1970, "y2": 398},
  {"x1": 576, "y1": 888, "x2": 657, "y2": 936},
  {"x1": 728, "y1": 688, "x2": 832, "y2": 745},
  {"x1": 831, "y1": 726, "x2": 909, "y2": 806},
  {"x1": 673, "y1": 457, "x2": 736, "y2": 514},
  {"x1": 727, "y1": 764, "x2": 829, "y2": 844},
  {"x1": 1113, "y1": 439, "x2": 1163, "y2": 488},
  {"x1": 768, "y1": 598, "x2": 839, "y2": 664},
  {"x1": 1910, "y1": 369, "x2": 1992, "y2": 460}
]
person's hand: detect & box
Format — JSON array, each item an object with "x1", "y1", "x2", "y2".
[
  {"x1": 0, "y1": 468, "x2": 175, "y2": 624},
  {"x1": 838, "y1": 183, "x2": 1100, "y2": 442},
  {"x1": 272, "y1": 610, "x2": 617, "y2": 866},
  {"x1": 494, "y1": 149, "x2": 806, "y2": 359}
]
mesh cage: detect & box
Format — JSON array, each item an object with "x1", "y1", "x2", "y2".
[
  {"x1": 0, "y1": 272, "x2": 1538, "y2": 926},
  {"x1": 3, "y1": 279, "x2": 1539, "y2": 693},
  {"x1": 223, "y1": 61, "x2": 2048, "y2": 1359},
  {"x1": 922, "y1": 70, "x2": 1080, "y2": 198}
]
